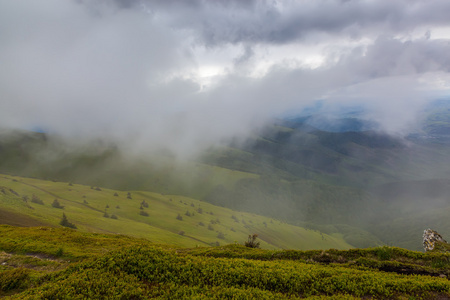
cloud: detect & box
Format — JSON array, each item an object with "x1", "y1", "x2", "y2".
[
  {"x1": 0, "y1": 0, "x2": 449, "y2": 157},
  {"x1": 117, "y1": 0, "x2": 450, "y2": 46}
]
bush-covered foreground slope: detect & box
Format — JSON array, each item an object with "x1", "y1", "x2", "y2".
[
  {"x1": 1, "y1": 226, "x2": 450, "y2": 299},
  {"x1": 0, "y1": 174, "x2": 351, "y2": 250}
]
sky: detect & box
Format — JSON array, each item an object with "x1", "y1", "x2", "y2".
[{"x1": 1, "y1": 0, "x2": 450, "y2": 157}]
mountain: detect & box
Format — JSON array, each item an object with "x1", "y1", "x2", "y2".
[{"x1": 3, "y1": 101, "x2": 450, "y2": 250}]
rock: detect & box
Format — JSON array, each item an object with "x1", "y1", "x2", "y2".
[{"x1": 423, "y1": 229, "x2": 447, "y2": 252}]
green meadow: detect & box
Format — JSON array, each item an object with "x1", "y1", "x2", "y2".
[{"x1": 0, "y1": 174, "x2": 351, "y2": 250}]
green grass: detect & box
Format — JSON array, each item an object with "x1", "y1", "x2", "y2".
[
  {"x1": 0, "y1": 174, "x2": 352, "y2": 250},
  {"x1": 1, "y1": 226, "x2": 450, "y2": 299}
]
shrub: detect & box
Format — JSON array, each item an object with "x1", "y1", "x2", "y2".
[
  {"x1": 141, "y1": 201, "x2": 148, "y2": 208},
  {"x1": 140, "y1": 211, "x2": 149, "y2": 217},
  {"x1": 208, "y1": 224, "x2": 214, "y2": 231},
  {"x1": 114, "y1": 192, "x2": 118, "y2": 196},
  {"x1": 185, "y1": 211, "x2": 191, "y2": 217},
  {"x1": 176, "y1": 214, "x2": 183, "y2": 221},
  {"x1": 52, "y1": 199, "x2": 64, "y2": 209},
  {"x1": 9, "y1": 188, "x2": 19, "y2": 196},
  {"x1": 0, "y1": 268, "x2": 30, "y2": 292},
  {"x1": 198, "y1": 222, "x2": 205, "y2": 226},
  {"x1": 217, "y1": 232, "x2": 225, "y2": 239},
  {"x1": 127, "y1": 192, "x2": 132, "y2": 199},
  {"x1": 197, "y1": 207, "x2": 203, "y2": 214},
  {"x1": 178, "y1": 231, "x2": 185, "y2": 236},
  {"x1": 111, "y1": 214, "x2": 118, "y2": 220},
  {"x1": 31, "y1": 194, "x2": 44, "y2": 205},
  {"x1": 59, "y1": 213, "x2": 77, "y2": 229},
  {"x1": 245, "y1": 234, "x2": 260, "y2": 248},
  {"x1": 103, "y1": 212, "x2": 110, "y2": 218},
  {"x1": 55, "y1": 247, "x2": 64, "y2": 257}
]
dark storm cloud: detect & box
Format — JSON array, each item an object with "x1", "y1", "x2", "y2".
[{"x1": 102, "y1": 0, "x2": 450, "y2": 46}]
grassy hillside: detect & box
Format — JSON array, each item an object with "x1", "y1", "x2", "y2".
[
  {"x1": 0, "y1": 174, "x2": 352, "y2": 250},
  {"x1": 1, "y1": 225, "x2": 450, "y2": 299},
  {"x1": 3, "y1": 127, "x2": 450, "y2": 250}
]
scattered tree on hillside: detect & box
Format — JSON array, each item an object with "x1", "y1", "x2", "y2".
[
  {"x1": 103, "y1": 212, "x2": 110, "y2": 218},
  {"x1": 31, "y1": 194, "x2": 44, "y2": 205},
  {"x1": 245, "y1": 234, "x2": 260, "y2": 248},
  {"x1": 114, "y1": 192, "x2": 118, "y2": 196},
  {"x1": 52, "y1": 199, "x2": 64, "y2": 209},
  {"x1": 176, "y1": 214, "x2": 183, "y2": 221},
  {"x1": 111, "y1": 214, "x2": 118, "y2": 219},
  {"x1": 127, "y1": 192, "x2": 132, "y2": 199},
  {"x1": 141, "y1": 200, "x2": 148, "y2": 208},
  {"x1": 139, "y1": 211, "x2": 149, "y2": 217},
  {"x1": 217, "y1": 232, "x2": 225, "y2": 239},
  {"x1": 59, "y1": 213, "x2": 77, "y2": 229},
  {"x1": 185, "y1": 211, "x2": 191, "y2": 217}
]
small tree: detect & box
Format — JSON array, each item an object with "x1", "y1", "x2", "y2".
[
  {"x1": 244, "y1": 234, "x2": 260, "y2": 248},
  {"x1": 31, "y1": 194, "x2": 44, "y2": 205},
  {"x1": 176, "y1": 214, "x2": 183, "y2": 221},
  {"x1": 127, "y1": 192, "x2": 132, "y2": 199},
  {"x1": 52, "y1": 199, "x2": 64, "y2": 209},
  {"x1": 59, "y1": 213, "x2": 77, "y2": 229}
]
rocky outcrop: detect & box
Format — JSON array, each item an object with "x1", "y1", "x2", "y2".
[{"x1": 423, "y1": 229, "x2": 447, "y2": 252}]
